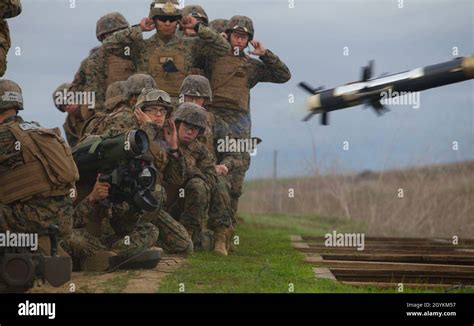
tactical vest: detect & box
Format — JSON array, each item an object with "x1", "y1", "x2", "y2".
[
  {"x1": 148, "y1": 40, "x2": 187, "y2": 98},
  {"x1": 0, "y1": 121, "x2": 79, "y2": 204},
  {"x1": 105, "y1": 53, "x2": 135, "y2": 87},
  {"x1": 210, "y1": 54, "x2": 250, "y2": 112}
]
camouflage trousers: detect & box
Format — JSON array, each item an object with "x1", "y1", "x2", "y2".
[
  {"x1": 61, "y1": 220, "x2": 159, "y2": 273},
  {"x1": 101, "y1": 221, "x2": 159, "y2": 256},
  {"x1": 64, "y1": 199, "x2": 160, "y2": 262},
  {"x1": 142, "y1": 209, "x2": 193, "y2": 254},
  {"x1": 61, "y1": 227, "x2": 107, "y2": 260},
  {"x1": 93, "y1": 203, "x2": 160, "y2": 257},
  {"x1": 0, "y1": 195, "x2": 73, "y2": 238},
  {"x1": 0, "y1": 195, "x2": 74, "y2": 257},
  {"x1": 208, "y1": 175, "x2": 233, "y2": 230},
  {"x1": 167, "y1": 177, "x2": 213, "y2": 251},
  {"x1": 208, "y1": 108, "x2": 252, "y2": 222}
]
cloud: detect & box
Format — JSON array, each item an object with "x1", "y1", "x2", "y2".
[{"x1": 4, "y1": 0, "x2": 473, "y2": 178}]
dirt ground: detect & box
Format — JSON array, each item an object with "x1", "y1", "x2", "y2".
[{"x1": 29, "y1": 255, "x2": 186, "y2": 294}]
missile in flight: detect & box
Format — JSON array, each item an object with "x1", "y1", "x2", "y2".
[{"x1": 299, "y1": 56, "x2": 474, "y2": 125}]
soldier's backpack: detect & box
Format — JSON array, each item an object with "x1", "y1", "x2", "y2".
[{"x1": 0, "y1": 121, "x2": 79, "y2": 204}]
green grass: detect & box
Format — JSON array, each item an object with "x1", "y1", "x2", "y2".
[
  {"x1": 158, "y1": 213, "x2": 473, "y2": 293},
  {"x1": 100, "y1": 271, "x2": 137, "y2": 293}
]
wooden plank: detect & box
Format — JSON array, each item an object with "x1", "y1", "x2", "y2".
[
  {"x1": 304, "y1": 258, "x2": 474, "y2": 273},
  {"x1": 304, "y1": 243, "x2": 474, "y2": 250},
  {"x1": 289, "y1": 235, "x2": 303, "y2": 242},
  {"x1": 303, "y1": 246, "x2": 474, "y2": 255},
  {"x1": 305, "y1": 253, "x2": 324, "y2": 262},
  {"x1": 331, "y1": 268, "x2": 474, "y2": 279},
  {"x1": 342, "y1": 281, "x2": 451, "y2": 289},
  {"x1": 292, "y1": 242, "x2": 310, "y2": 249},
  {"x1": 317, "y1": 253, "x2": 474, "y2": 265},
  {"x1": 301, "y1": 236, "x2": 474, "y2": 244},
  {"x1": 331, "y1": 269, "x2": 474, "y2": 284},
  {"x1": 313, "y1": 268, "x2": 336, "y2": 280},
  {"x1": 295, "y1": 246, "x2": 474, "y2": 258}
]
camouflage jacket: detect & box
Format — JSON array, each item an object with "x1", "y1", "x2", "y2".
[
  {"x1": 70, "y1": 46, "x2": 101, "y2": 94},
  {"x1": 198, "y1": 110, "x2": 242, "y2": 172},
  {"x1": 84, "y1": 105, "x2": 185, "y2": 187},
  {"x1": 63, "y1": 108, "x2": 90, "y2": 147},
  {"x1": 81, "y1": 45, "x2": 137, "y2": 112},
  {"x1": 0, "y1": 0, "x2": 21, "y2": 75},
  {"x1": 206, "y1": 48, "x2": 291, "y2": 91},
  {"x1": 102, "y1": 24, "x2": 231, "y2": 78},
  {"x1": 0, "y1": 115, "x2": 23, "y2": 170},
  {"x1": 179, "y1": 138, "x2": 217, "y2": 189}
]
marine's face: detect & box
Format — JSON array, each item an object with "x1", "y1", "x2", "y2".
[
  {"x1": 155, "y1": 16, "x2": 179, "y2": 36},
  {"x1": 230, "y1": 32, "x2": 249, "y2": 52},
  {"x1": 143, "y1": 105, "x2": 168, "y2": 126},
  {"x1": 178, "y1": 121, "x2": 200, "y2": 144}
]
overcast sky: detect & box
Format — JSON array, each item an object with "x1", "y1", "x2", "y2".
[{"x1": 5, "y1": 0, "x2": 473, "y2": 179}]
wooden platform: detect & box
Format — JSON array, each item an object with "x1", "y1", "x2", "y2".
[{"x1": 291, "y1": 235, "x2": 474, "y2": 288}]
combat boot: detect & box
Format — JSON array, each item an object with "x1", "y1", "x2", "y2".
[
  {"x1": 226, "y1": 226, "x2": 236, "y2": 253},
  {"x1": 214, "y1": 227, "x2": 228, "y2": 256},
  {"x1": 108, "y1": 247, "x2": 163, "y2": 270},
  {"x1": 80, "y1": 250, "x2": 117, "y2": 272}
]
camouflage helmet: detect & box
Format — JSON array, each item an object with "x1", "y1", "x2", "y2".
[
  {"x1": 182, "y1": 5, "x2": 208, "y2": 25},
  {"x1": 52, "y1": 82, "x2": 71, "y2": 112},
  {"x1": 136, "y1": 88, "x2": 173, "y2": 111},
  {"x1": 209, "y1": 19, "x2": 229, "y2": 33},
  {"x1": 179, "y1": 75, "x2": 212, "y2": 101},
  {"x1": 226, "y1": 15, "x2": 254, "y2": 41},
  {"x1": 0, "y1": 79, "x2": 23, "y2": 111},
  {"x1": 96, "y1": 12, "x2": 130, "y2": 41},
  {"x1": 173, "y1": 102, "x2": 207, "y2": 132},
  {"x1": 125, "y1": 74, "x2": 157, "y2": 98},
  {"x1": 149, "y1": 0, "x2": 182, "y2": 19},
  {"x1": 104, "y1": 81, "x2": 126, "y2": 111}
]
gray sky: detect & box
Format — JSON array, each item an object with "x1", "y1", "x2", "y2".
[{"x1": 5, "y1": 0, "x2": 474, "y2": 179}]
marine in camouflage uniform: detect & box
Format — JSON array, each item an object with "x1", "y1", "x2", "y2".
[
  {"x1": 0, "y1": 0, "x2": 21, "y2": 77},
  {"x1": 205, "y1": 16, "x2": 291, "y2": 219},
  {"x1": 0, "y1": 79, "x2": 76, "y2": 255},
  {"x1": 0, "y1": 80, "x2": 134, "y2": 271},
  {"x1": 179, "y1": 4, "x2": 208, "y2": 39},
  {"x1": 69, "y1": 194, "x2": 161, "y2": 271},
  {"x1": 209, "y1": 19, "x2": 228, "y2": 34},
  {"x1": 71, "y1": 12, "x2": 137, "y2": 114},
  {"x1": 166, "y1": 102, "x2": 218, "y2": 251},
  {"x1": 70, "y1": 46, "x2": 101, "y2": 95},
  {"x1": 179, "y1": 75, "x2": 241, "y2": 255},
  {"x1": 102, "y1": 0, "x2": 231, "y2": 102},
  {"x1": 79, "y1": 76, "x2": 193, "y2": 254},
  {"x1": 52, "y1": 82, "x2": 89, "y2": 147}
]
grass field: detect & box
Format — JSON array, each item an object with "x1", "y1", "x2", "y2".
[
  {"x1": 157, "y1": 213, "x2": 474, "y2": 293},
  {"x1": 239, "y1": 161, "x2": 474, "y2": 238}
]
